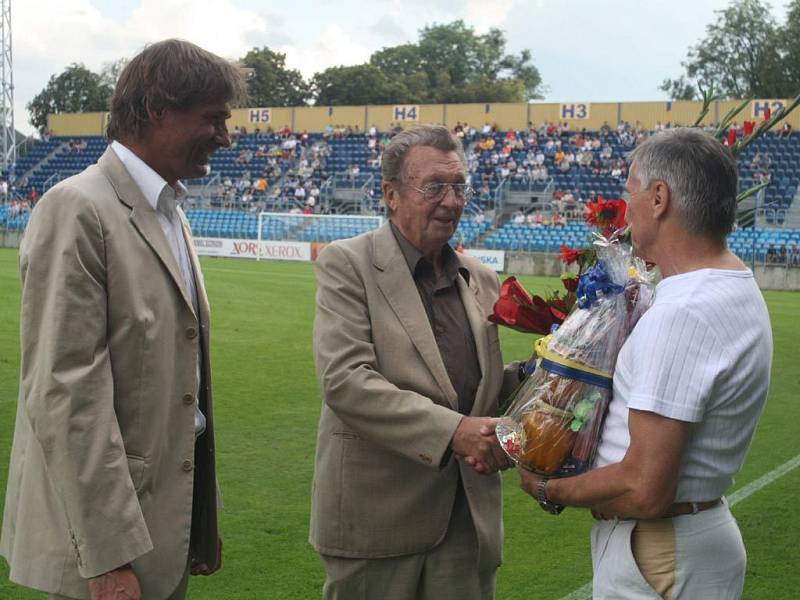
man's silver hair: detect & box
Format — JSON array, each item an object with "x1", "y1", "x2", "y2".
[
  {"x1": 628, "y1": 128, "x2": 738, "y2": 238},
  {"x1": 381, "y1": 124, "x2": 467, "y2": 184}
]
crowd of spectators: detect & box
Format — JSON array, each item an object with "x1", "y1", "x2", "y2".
[
  {"x1": 766, "y1": 243, "x2": 800, "y2": 265},
  {"x1": 466, "y1": 120, "x2": 647, "y2": 190}
]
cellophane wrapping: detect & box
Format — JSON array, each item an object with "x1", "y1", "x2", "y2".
[{"x1": 496, "y1": 237, "x2": 654, "y2": 477}]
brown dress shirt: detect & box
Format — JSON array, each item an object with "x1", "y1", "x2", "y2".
[{"x1": 391, "y1": 223, "x2": 482, "y2": 416}]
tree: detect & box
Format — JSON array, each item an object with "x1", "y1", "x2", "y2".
[
  {"x1": 312, "y1": 64, "x2": 414, "y2": 106},
  {"x1": 778, "y1": 0, "x2": 800, "y2": 94},
  {"x1": 659, "y1": 76, "x2": 698, "y2": 100},
  {"x1": 240, "y1": 47, "x2": 309, "y2": 107},
  {"x1": 360, "y1": 20, "x2": 543, "y2": 105},
  {"x1": 100, "y1": 58, "x2": 129, "y2": 88},
  {"x1": 27, "y1": 63, "x2": 114, "y2": 134},
  {"x1": 662, "y1": 0, "x2": 783, "y2": 98}
]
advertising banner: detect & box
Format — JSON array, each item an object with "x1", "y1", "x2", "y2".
[
  {"x1": 194, "y1": 237, "x2": 311, "y2": 261},
  {"x1": 465, "y1": 249, "x2": 505, "y2": 272}
]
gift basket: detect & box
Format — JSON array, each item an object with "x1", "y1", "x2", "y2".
[{"x1": 493, "y1": 234, "x2": 654, "y2": 478}]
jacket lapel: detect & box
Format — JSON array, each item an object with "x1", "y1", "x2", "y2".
[
  {"x1": 372, "y1": 224, "x2": 459, "y2": 410},
  {"x1": 98, "y1": 147, "x2": 195, "y2": 315},
  {"x1": 456, "y1": 272, "x2": 490, "y2": 416}
]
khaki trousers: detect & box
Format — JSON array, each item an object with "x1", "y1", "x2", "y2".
[
  {"x1": 47, "y1": 561, "x2": 191, "y2": 600},
  {"x1": 320, "y1": 486, "x2": 496, "y2": 600}
]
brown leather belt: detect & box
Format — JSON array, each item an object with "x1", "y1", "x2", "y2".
[
  {"x1": 659, "y1": 498, "x2": 722, "y2": 518},
  {"x1": 592, "y1": 498, "x2": 722, "y2": 521}
]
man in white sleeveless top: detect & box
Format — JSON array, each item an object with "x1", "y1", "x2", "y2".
[{"x1": 518, "y1": 128, "x2": 772, "y2": 599}]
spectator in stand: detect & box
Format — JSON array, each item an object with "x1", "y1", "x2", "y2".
[
  {"x1": 777, "y1": 122, "x2": 793, "y2": 138},
  {"x1": 28, "y1": 186, "x2": 38, "y2": 204},
  {"x1": 479, "y1": 182, "x2": 491, "y2": 204},
  {"x1": 513, "y1": 209, "x2": 526, "y2": 224},
  {"x1": 779, "y1": 244, "x2": 788, "y2": 264},
  {"x1": 792, "y1": 245, "x2": 800, "y2": 266},
  {"x1": 767, "y1": 243, "x2": 777, "y2": 264},
  {"x1": 479, "y1": 136, "x2": 496, "y2": 151}
]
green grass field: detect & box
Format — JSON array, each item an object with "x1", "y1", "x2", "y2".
[{"x1": 0, "y1": 247, "x2": 798, "y2": 599}]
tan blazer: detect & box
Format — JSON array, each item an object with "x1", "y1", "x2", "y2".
[
  {"x1": 310, "y1": 223, "x2": 519, "y2": 572},
  {"x1": 1, "y1": 148, "x2": 219, "y2": 599}
]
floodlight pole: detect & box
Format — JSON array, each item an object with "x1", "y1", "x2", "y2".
[{"x1": 0, "y1": 0, "x2": 14, "y2": 178}]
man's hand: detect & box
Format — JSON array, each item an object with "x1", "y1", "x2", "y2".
[
  {"x1": 88, "y1": 565, "x2": 141, "y2": 600},
  {"x1": 516, "y1": 465, "x2": 544, "y2": 498},
  {"x1": 451, "y1": 417, "x2": 513, "y2": 474},
  {"x1": 191, "y1": 537, "x2": 223, "y2": 576}
]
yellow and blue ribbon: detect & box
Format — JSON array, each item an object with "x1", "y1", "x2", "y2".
[{"x1": 531, "y1": 334, "x2": 613, "y2": 390}]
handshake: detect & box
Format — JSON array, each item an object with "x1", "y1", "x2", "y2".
[{"x1": 451, "y1": 416, "x2": 513, "y2": 475}]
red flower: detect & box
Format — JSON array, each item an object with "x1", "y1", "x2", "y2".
[
  {"x1": 489, "y1": 277, "x2": 564, "y2": 335},
  {"x1": 559, "y1": 245, "x2": 583, "y2": 265},
  {"x1": 585, "y1": 197, "x2": 627, "y2": 237},
  {"x1": 561, "y1": 272, "x2": 578, "y2": 293}
]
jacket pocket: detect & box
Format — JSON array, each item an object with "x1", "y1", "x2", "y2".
[{"x1": 126, "y1": 454, "x2": 146, "y2": 492}]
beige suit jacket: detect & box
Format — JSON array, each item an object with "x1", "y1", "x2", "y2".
[
  {"x1": 0, "y1": 148, "x2": 219, "y2": 599},
  {"x1": 310, "y1": 223, "x2": 519, "y2": 572}
]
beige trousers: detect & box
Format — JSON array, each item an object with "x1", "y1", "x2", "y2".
[
  {"x1": 320, "y1": 487, "x2": 496, "y2": 600},
  {"x1": 47, "y1": 562, "x2": 191, "y2": 600}
]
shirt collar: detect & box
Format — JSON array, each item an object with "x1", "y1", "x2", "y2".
[
  {"x1": 389, "y1": 221, "x2": 470, "y2": 284},
  {"x1": 111, "y1": 140, "x2": 187, "y2": 212}
]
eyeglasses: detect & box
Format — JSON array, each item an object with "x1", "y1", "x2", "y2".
[{"x1": 407, "y1": 182, "x2": 475, "y2": 205}]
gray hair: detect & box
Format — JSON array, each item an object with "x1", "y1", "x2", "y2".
[
  {"x1": 628, "y1": 128, "x2": 738, "y2": 238},
  {"x1": 381, "y1": 124, "x2": 466, "y2": 184}
]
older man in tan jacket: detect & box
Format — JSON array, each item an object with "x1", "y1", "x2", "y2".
[
  {"x1": 311, "y1": 125, "x2": 521, "y2": 599},
  {"x1": 1, "y1": 40, "x2": 245, "y2": 600}
]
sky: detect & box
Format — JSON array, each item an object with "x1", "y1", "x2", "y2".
[{"x1": 9, "y1": 0, "x2": 792, "y2": 136}]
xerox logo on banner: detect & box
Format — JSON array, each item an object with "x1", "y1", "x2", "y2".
[{"x1": 194, "y1": 238, "x2": 312, "y2": 261}]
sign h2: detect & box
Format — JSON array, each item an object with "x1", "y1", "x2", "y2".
[{"x1": 752, "y1": 100, "x2": 784, "y2": 119}]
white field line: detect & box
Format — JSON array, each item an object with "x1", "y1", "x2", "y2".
[{"x1": 555, "y1": 453, "x2": 800, "y2": 600}]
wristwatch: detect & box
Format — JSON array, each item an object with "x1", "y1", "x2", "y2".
[{"x1": 537, "y1": 478, "x2": 565, "y2": 515}]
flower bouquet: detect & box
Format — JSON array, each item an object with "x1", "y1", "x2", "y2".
[{"x1": 492, "y1": 231, "x2": 654, "y2": 478}]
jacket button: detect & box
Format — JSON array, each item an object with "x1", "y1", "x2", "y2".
[
  {"x1": 182, "y1": 459, "x2": 193, "y2": 471},
  {"x1": 183, "y1": 393, "x2": 194, "y2": 405},
  {"x1": 186, "y1": 326, "x2": 198, "y2": 339}
]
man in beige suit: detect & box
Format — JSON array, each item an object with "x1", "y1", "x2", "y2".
[
  {"x1": 1, "y1": 40, "x2": 245, "y2": 599},
  {"x1": 311, "y1": 125, "x2": 522, "y2": 599}
]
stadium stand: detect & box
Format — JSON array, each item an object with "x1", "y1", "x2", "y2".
[{"x1": 2, "y1": 123, "x2": 799, "y2": 264}]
